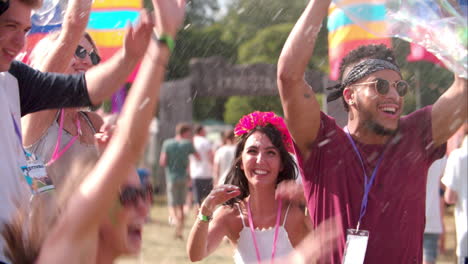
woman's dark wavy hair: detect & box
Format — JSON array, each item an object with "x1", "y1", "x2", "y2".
[{"x1": 223, "y1": 124, "x2": 297, "y2": 206}]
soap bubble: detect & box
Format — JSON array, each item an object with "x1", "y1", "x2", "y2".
[{"x1": 332, "y1": 0, "x2": 467, "y2": 78}]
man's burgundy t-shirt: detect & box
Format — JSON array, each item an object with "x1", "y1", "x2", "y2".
[{"x1": 294, "y1": 106, "x2": 446, "y2": 263}]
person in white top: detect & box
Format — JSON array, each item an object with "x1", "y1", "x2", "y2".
[
  {"x1": 189, "y1": 125, "x2": 214, "y2": 207},
  {"x1": 213, "y1": 129, "x2": 236, "y2": 186},
  {"x1": 423, "y1": 157, "x2": 447, "y2": 264},
  {"x1": 187, "y1": 111, "x2": 313, "y2": 264},
  {"x1": 442, "y1": 122, "x2": 467, "y2": 264}
]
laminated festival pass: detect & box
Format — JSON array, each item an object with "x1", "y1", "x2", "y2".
[
  {"x1": 343, "y1": 229, "x2": 369, "y2": 264},
  {"x1": 22, "y1": 159, "x2": 55, "y2": 194}
]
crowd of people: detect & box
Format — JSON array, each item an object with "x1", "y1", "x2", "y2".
[{"x1": 0, "y1": 0, "x2": 466, "y2": 263}]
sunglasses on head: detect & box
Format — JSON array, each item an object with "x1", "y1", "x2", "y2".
[
  {"x1": 75, "y1": 45, "x2": 101, "y2": 65},
  {"x1": 119, "y1": 184, "x2": 153, "y2": 207},
  {"x1": 352, "y1": 78, "x2": 409, "y2": 97}
]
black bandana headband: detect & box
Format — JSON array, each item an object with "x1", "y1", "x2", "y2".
[{"x1": 327, "y1": 59, "x2": 401, "y2": 102}]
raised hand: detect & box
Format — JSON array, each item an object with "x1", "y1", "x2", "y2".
[
  {"x1": 199, "y1": 185, "x2": 241, "y2": 216},
  {"x1": 123, "y1": 10, "x2": 155, "y2": 60},
  {"x1": 152, "y1": 0, "x2": 186, "y2": 38},
  {"x1": 277, "y1": 216, "x2": 342, "y2": 264},
  {"x1": 94, "y1": 114, "x2": 118, "y2": 154},
  {"x1": 275, "y1": 180, "x2": 306, "y2": 205}
]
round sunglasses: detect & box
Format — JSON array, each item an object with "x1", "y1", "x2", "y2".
[
  {"x1": 351, "y1": 78, "x2": 409, "y2": 97},
  {"x1": 75, "y1": 45, "x2": 101, "y2": 65},
  {"x1": 119, "y1": 184, "x2": 153, "y2": 207}
]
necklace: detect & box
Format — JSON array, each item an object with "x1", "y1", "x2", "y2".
[{"x1": 246, "y1": 199, "x2": 282, "y2": 264}]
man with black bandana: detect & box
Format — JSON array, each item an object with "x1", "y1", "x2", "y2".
[{"x1": 276, "y1": 0, "x2": 467, "y2": 263}]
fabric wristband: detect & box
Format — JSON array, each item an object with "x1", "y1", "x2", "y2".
[
  {"x1": 198, "y1": 212, "x2": 212, "y2": 222},
  {"x1": 153, "y1": 31, "x2": 175, "y2": 53}
]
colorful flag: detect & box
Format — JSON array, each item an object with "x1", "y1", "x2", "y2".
[
  {"x1": 23, "y1": 0, "x2": 142, "y2": 112},
  {"x1": 24, "y1": 0, "x2": 142, "y2": 82},
  {"x1": 88, "y1": 0, "x2": 142, "y2": 82},
  {"x1": 327, "y1": 0, "x2": 391, "y2": 81},
  {"x1": 406, "y1": 42, "x2": 443, "y2": 65}
]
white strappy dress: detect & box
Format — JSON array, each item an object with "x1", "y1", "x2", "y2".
[{"x1": 233, "y1": 203, "x2": 294, "y2": 264}]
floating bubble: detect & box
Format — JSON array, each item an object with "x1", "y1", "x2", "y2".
[
  {"x1": 332, "y1": 0, "x2": 467, "y2": 78},
  {"x1": 31, "y1": 0, "x2": 68, "y2": 26}
]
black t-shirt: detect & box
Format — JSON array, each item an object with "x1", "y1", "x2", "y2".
[{"x1": 8, "y1": 60, "x2": 92, "y2": 116}]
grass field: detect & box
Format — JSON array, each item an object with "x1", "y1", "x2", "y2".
[{"x1": 116, "y1": 195, "x2": 458, "y2": 264}]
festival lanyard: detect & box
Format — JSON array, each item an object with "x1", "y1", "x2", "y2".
[
  {"x1": 46, "y1": 109, "x2": 82, "y2": 166},
  {"x1": 247, "y1": 199, "x2": 282, "y2": 264},
  {"x1": 11, "y1": 114, "x2": 31, "y2": 158},
  {"x1": 344, "y1": 127, "x2": 386, "y2": 231}
]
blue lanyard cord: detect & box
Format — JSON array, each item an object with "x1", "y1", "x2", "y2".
[
  {"x1": 344, "y1": 127, "x2": 386, "y2": 230},
  {"x1": 11, "y1": 114, "x2": 31, "y2": 157}
]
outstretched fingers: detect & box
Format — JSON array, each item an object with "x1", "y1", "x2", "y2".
[
  {"x1": 123, "y1": 9, "x2": 154, "y2": 60},
  {"x1": 201, "y1": 185, "x2": 241, "y2": 215},
  {"x1": 152, "y1": 0, "x2": 186, "y2": 37}
]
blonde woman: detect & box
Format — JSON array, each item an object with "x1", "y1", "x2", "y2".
[{"x1": 22, "y1": 0, "x2": 135, "y2": 189}]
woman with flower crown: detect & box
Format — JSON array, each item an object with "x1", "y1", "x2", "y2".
[{"x1": 186, "y1": 111, "x2": 313, "y2": 264}]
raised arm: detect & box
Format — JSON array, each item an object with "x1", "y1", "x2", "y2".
[
  {"x1": 187, "y1": 185, "x2": 240, "y2": 261},
  {"x1": 432, "y1": 75, "x2": 467, "y2": 146},
  {"x1": 38, "y1": 0, "x2": 185, "y2": 260},
  {"x1": 38, "y1": 0, "x2": 93, "y2": 72},
  {"x1": 84, "y1": 16, "x2": 154, "y2": 106},
  {"x1": 277, "y1": 0, "x2": 330, "y2": 157},
  {"x1": 21, "y1": 0, "x2": 93, "y2": 146}
]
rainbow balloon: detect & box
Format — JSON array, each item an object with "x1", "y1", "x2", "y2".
[{"x1": 327, "y1": 0, "x2": 391, "y2": 81}]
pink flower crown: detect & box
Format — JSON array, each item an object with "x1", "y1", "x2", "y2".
[{"x1": 234, "y1": 111, "x2": 294, "y2": 153}]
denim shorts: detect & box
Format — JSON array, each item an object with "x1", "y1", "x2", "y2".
[{"x1": 423, "y1": 233, "x2": 440, "y2": 262}]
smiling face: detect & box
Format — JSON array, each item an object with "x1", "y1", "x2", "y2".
[
  {"x1": 345, "y1": 69, "x2": 404, "y2": 135},
  {"x1": 0, "y1": 0, "x2": 32, "y2": 71},
  {"x1": 69, "y1": 36, "x2": 98, "y2": 74},
  {"x1": 240, "y1": 131, "x2": 283, "y2": 187},
  {"x1": 99, "y1": 173, "x2": 151, "y2": 258}
]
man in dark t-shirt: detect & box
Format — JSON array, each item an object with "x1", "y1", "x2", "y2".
[{"x1": 277, "y1": 1, "x2": 467, "y2": 263}]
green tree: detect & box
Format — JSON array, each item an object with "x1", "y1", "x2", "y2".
[
  {"x1": 238, "y1": 23, "x2": 293, "y2": 65},
  {"x1": 224, "y1": 96, "x2": 284, "y2": 125},
  {"x1": 144, "y1": 0, "x2": 219, "y2": 26},
  {"x1": 220, "y1": 0, "x2": 307, "y2": 48},
  {"x1": 168, "y1": 24, "x2": 236, "y2": 80},
  {"x1": 193, "y1": 96, "x2": 227, "y2": 122},
  {"x1": 185, "y1": 0, "x2": 220, "y2": 26},
  {"x1": 237, "y1": 21, "x2": 329, "y2": 71}
]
